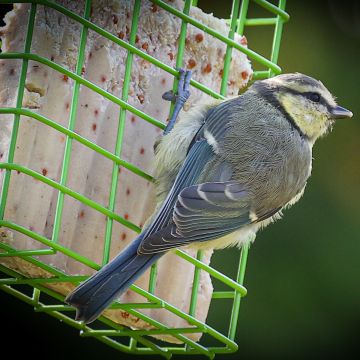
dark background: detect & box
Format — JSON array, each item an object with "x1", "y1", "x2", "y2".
[{"x1": 1, "y1": 1, "x2": 359, "y2": 359}]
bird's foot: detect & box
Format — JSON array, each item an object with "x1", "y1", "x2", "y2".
[{"x1": 162, "y1": 68, "x2": 192, "y2": 135}]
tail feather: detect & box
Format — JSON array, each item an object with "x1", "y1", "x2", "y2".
[{"x1": 65, "y1": 234, "x2": 161, "y2": 324}]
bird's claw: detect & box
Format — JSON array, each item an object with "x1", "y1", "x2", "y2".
[
  {"x1": 162, "y1": 90, "x2": 176, "y2": 102},
  {"x1": 162, "y1": 68, "x2": 192, "y2": 135}
]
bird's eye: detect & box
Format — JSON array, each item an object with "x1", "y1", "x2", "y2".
[{"x1": 308, "y1": 92, "x2": 321, "y2": 103}]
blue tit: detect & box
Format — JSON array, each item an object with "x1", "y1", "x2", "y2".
[{"x1": 66, "y1": 71, "x2": 353, "y2": 324}]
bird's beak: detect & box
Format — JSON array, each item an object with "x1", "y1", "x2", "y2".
[{"x1": 331, "y1": 105, "x2": 353, "y2": 119}]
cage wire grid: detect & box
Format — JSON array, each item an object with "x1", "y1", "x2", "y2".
[{"x1": 0, "y1": 0, "x2": 288, "y2": 357}]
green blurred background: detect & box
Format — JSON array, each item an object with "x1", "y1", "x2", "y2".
[{"x1": 1, "y1": 1, "x2": 359, "y2": 359}]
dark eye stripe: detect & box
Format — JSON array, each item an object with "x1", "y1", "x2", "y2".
[
  {"x1": 279, "y1": 86, "x2": 332, "y2": 110},
  {"x1": 302, "y1": 91, "x2": 332, "y2": 110}
]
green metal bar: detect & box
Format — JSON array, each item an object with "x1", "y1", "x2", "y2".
[
  {"x1": 148, "y1": 262, "x2": 158, "y2": 294},
  {"x1": 245, "y1": 17, "x2": 277, "y2": 26},
  {"x1": 81, "y1": 327, "x2": 201, "y2": 337},
  {"x1": 48, "y1": 309, "x2": 86, "y2": 329},
  {"x1": 157, "y1": 345, "x2": 237, "y2": 355},
  {"x1": 253, "y1": 0, "x2": 290, "y2": 21},
  {"x1": 0, "y1": 164, "x2": 141, "y2": 233},
  {"x1": 186, "y1": 250, "x2": 204, "y2": 352},
  {"x1": 188, "y1": 250, "x2": 203, "y2": 317},
  {"x1": 252, "y1": 70, "x2": 271, "y2": 80},
  {"x1": 0, "y1": 107, "x2": 153, "y2": 182},
  {"x1": 228, "y1": 243, "x2": 249, "y2": 340},
  {"x1": 34, "y1": 304, "x2": 75, "y2": 312},
  {"x1": 103, "y1": 0, "x2": 141, "y2": 265},
  {"x1": 109, "y1": 302, "x2": 163, "y2": 310},
  {"x1": 269, "y1": 0, "x2": 287, "y2": 77},
  {"x1": 0, "y1": 276, "x2": 87, "y2": 285},
  {"x1": 0, "y1": 249, "x2": 55, "y2": 257},
  {"x1": 151, "y1": 0, "x2": 282, "y2": 74},
  {"x1": 32, "y1": 287, "x2": 41, "y2": 306},
  {"x1": 93, "y1": 315, "x2": 128, "y2": 331},
  {"x1": 0, "y1": 3, "x2": 36, "y2": 220},
  {"x1": 51, "y1": 0, "x2": 91, "y2": 245},
  {"x1": 175, "y1": 249, "x2": 247, "y2": 296},
  {"x1": 31, "y1": 302, "x2": 163, "y2": 311},
  {"x1": 212, "y1": 291, "x2": 235, "y2": 299},
  {"x1": 220, "y1": 0, "x2": 241, "y2": 95},
  {"x1": 226, "y1": 17, "x2": 283, "y2": 28},
  {"x1": 236, "y1": 0, "x2": 249, "y2": 35},
  {"x1": 129, "y1": 337, "x2": 137, "y2": 351},
  {"x1": 119, "y1": 284, "x2": 164, "y2": 307},
  {"x1": 201, "y1": 346, "x2": 238, "y2": 355}
]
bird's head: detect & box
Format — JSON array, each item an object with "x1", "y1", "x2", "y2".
[{"x1": 255, "y1": 73, "x2": 353, "y2": 142}]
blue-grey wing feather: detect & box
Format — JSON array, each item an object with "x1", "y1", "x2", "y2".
[
  {"x1": 138, "y1": 181, "x2": 252, "y2": 254},
  {"x1": 142, "y1": 139, "x2": 215, "y2": 239}
]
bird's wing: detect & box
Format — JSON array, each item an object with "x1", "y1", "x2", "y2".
[
  {"x1": 138, "y1": 97, "x2": 281, "y2": 255},
  {"x1": 138, "y1": 181, "x2": 254, "y2": 254},
  {"x1": 139, "y1": 99, "x2": 235, "y2": 240}
]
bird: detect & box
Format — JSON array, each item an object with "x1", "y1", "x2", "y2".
[{"x1": 65, "y1": 71, "x2": 353, "y2": 324}]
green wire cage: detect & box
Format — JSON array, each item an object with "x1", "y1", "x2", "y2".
[{"x1": 0, "y1": 0, "x2": 289, "y2": 358}]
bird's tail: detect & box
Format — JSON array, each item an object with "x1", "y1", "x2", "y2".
[{"x1": 65, "y1": 234, "x2": 161, "y2": 324}]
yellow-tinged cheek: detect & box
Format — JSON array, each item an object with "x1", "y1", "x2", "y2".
[{"x1": 280, "y1": 95, "x2": 328, "y2": 139}]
